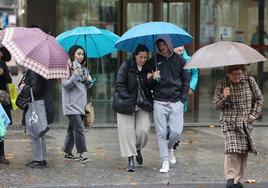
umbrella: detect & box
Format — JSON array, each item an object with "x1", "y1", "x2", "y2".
[
  {"x1": 115, "y1": 21, "x2": 192, "y2": 52},
  {"x1": 56, "y1": 26, "x2": 120, "y2": 58},
  {"x1": 184, "y1": 41, "x2": 267, "y2": 69},
  {"x1": 1, "y1": 27, "x2": 69, "y2": 79}
]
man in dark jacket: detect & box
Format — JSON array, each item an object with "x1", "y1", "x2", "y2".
[{"x1": 148, "y1": 36, "x2": 189, "y2": 173}]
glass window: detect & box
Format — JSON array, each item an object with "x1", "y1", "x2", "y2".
[
  {"x1": 56, "y1": 0, "x2": 119, "y2": 124},
  {"x1": 198, "y1": 0, "x2": 264, "y2": 122},
  {"x1": 163, "y1": 2, "x2": 190, "y2": 32},
  {"x1": 127, "y1": 2, "x2": 153, "y2": 29}
]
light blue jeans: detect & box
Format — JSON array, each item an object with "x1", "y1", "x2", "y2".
[{"x1": 154, "y1": 101, "x2": 184, "y2": 162}]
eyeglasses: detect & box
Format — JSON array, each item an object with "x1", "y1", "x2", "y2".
[{"x1": 230, "y1": 72, "x2": 243, "y2": 77}]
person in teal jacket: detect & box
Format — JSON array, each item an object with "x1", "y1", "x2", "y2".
[
  {"x1": 174, "y1": 46, "x2": 198, "y2": 111},
  {"x1": 170, "y1": 46, "x2": 199, "y2": 161}
]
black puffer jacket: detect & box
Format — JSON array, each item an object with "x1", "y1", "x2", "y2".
[
  {"x1": 148, "y1": 53, "x2": 190, "y2": 103},
  {"x1": 112, "y1": 59, "x2": 153, "y2": 114},
  {"x1": 0, "y1": 61, "x2": 12, "y2": 123}
]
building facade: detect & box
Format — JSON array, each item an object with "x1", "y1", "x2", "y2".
[{"x1": 16, "y1": 0, "x2": 268, "y2": 126}]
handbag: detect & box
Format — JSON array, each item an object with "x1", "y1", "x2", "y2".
[
  {"x1": 7, "y1": 83, "x2": 18, "y2": 110},
  {"x1": 0, "y1": 116, "x2": 7, "y2": 139},
  {"x1": 0, "y1": 103, "x2": 11, "y2": 128},
  {"x1": 136, "y1": 77, "x2": 153, "y2": 112},
  {"x1": 25, "y1": 88, "x2": 49, "y2": 138},
  {"x1": 84, "y1": 102, "x2": 95, "y2": 128},
  {"x1": 0, "y1": 89, "x2": 10, "y2": 105},
  {"x1": 248, "y1": 76, "x2": 263, "y2": 119}
]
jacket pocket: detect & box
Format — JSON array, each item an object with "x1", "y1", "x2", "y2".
[{"x1": 221, "y1": 121, "x2": 236, "y2": 133}]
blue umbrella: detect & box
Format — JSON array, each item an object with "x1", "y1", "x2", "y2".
[
  {"x1": 115, "y1": 22, "x2": 192, "y2": 52},
  {"x1": 56, "y1": 26, "x2": 120, "y2": 58}
]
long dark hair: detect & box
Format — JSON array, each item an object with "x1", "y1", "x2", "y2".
[{"x1": 68, "y1": 45, "x2": 87, "y2": 63}]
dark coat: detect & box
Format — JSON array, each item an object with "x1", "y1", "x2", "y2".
[
  {"x1": 148, "y1": 53, "x2": 190, "y2": 103},
  {"x1": 0, "y1": 60, "x2": 12, "y2": 123},
  {"x1": 112, "y1": 59, "x2": 153, "y2": 114},
  {"x1": 212, "y1": 75, "x2": 263, "y2": 154}
]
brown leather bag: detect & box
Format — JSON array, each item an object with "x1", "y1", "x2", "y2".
[{"x1": 84, "y1": 102, "x2": 95, "y2": 128}]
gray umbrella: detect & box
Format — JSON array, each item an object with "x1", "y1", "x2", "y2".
[{"x1": 184, "y1": 41, "x2": 267, "y2": 69}]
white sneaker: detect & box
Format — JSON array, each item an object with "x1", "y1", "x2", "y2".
[
  {"x1": 169, "y1": 149, "x2": 176, "y2": 164},
  {"x1": 159, "y1": 161, "x2": 169, "y2": 173}
]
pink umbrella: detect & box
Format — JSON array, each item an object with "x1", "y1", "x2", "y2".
[{"x1": 1, "y1": 27, "x2": 69, "y2": 79}]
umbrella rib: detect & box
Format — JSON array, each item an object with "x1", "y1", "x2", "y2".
[{"x1": 88, "y1": 34, "x2": 101, "y2": 57}]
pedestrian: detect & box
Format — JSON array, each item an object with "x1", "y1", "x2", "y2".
[
  {"x1": 62, "y1": 45, "x2": 94, "y2": 162},
  {"x1": 0, "y1": 45, "x2": 12, "y2": 165},
  {"x1": 112, "y1": 44, "x2": 153, "y2": 172},
  {"x1": 212, "y1": 65, "x2": 263, "y2": 188},
  {"x1": 18, "y1": 69, "x2": 49, "y2": 168},
  {"x1": 148, "y1": 37, "x2": 190, "y2": 173},
  {"x1": 171, "y1": 46, "x2": 199, "y2": 161}
]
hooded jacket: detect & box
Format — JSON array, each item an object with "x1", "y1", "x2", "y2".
[{"x1": 148, "y1": 36, "x2": 190, "y2": 103}]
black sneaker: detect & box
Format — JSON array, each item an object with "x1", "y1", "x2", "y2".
[
  {"x1": 173, "y1": 140, "x2": 180, "y2": 150},
  {"x1": 25, "y1": 161, "x2": 45, "y2": 169},
  {"x1": 136, "y1": 150, "x2": 143, "y2": 165},
  {"x1": 64, "y1": 153, "x2": 78, "y2": 160},
  {"x1": 79, "y1": 155, "x2": 89, "y2": 163},
  {"x1": 127, "y1": 156, "x2": 135, "y2": 172}
]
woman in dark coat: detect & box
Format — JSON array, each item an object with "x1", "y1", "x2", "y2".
[
  {"x1": 212, "y1": 65, "x2": 263, "y2": 188},
  {"x1": 0, "y1": 46, "x2": 12, "y2": 164},
  {"x1": 112, "y1": 44, "x2": 153, "y2": 172},
  {"x1": 18, "y1": 69, "x2": 49, "y2": 168}
]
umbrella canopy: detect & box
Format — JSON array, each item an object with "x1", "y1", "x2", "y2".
[
  {"x1": 115, "y1": 21, "x2": 192, "y2": 52},
  {"x1": 56, "y1": 26, "x2": 120, "y2": 58},
  {"x1": 184, "y1": 41, "x2": 267, "y2": 69},
  {"x1": 1, "y1": 27, "x2": 69, "y2": 79}
]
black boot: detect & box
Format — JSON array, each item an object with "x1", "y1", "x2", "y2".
[
  {"x1": 136, "y1": 150, "x2": 143, "y2": 165},
  {"x1": 226, "y1": 179, "x2": 234, "y2": 188},
  {"x1": 127, "y1": 156, "x2": 135, "y2": 172},
  {"x1": 234, "y1": 182, "x2": 243, "y2": 188}
]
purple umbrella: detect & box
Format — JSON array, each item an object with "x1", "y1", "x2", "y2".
[{"x1": 1, "y1": 27, "x2": 69, "y2": 79}]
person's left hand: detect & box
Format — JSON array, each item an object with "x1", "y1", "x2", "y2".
[
  {"x1": 85, "y1": 74, "x2": 92, "y2": 82},
  {"x1": 249, "y1": 114, "x2": 256, "y2": 122},
  {"x1": 188, "y1": 89, "x2": 194, "y2": 95},
  {"x1": 0, "y1": 68, "x2": 4, "y2": 76}
]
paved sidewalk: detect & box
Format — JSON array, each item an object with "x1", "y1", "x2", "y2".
[{"x1": 1, "y1": 127, "x2": 268, "y2": 187}]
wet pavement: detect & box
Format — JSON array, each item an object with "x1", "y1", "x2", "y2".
[{"x1": 1, "y1": 126, "x2": 268, "y2": 187}]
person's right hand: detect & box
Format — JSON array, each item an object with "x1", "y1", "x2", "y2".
[
  {"x1": 0, "y1": 68, "x2": 4, "y2": 76},
  {"x1": 223, "y1": 87, "x2": 230, "y2": 97},
  {"x1": 153, "y1": 70, "x2": 160, "y2": 80}
]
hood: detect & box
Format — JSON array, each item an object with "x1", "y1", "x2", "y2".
[{"x1": 155, "y1": 35, "x2": 174, "y2": 57}]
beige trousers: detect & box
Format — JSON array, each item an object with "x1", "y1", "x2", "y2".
[
  {"x1": 224, "y1": 153, "x2": 248, "y2": 183},
  {"x1": 117, "y1": 109, "x2": 151, "y2": 157}
]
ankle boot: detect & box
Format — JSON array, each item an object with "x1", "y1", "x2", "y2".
[
  {"x1": 226, "y1": 179, "x2": 234, "y2": 188},
  {"x1": 127, "y1": 156, "x2": 135, "y2": 172}
]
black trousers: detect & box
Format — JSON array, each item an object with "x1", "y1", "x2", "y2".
[{"x1": 0, "y1": 141, "x2": 4, "y2": 156}]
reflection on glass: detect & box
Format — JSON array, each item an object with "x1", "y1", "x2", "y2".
[
  {"x1": 56, "y1": 0, "x2": 119, "y2": 125},
  {"x1": 163, "y1": 2, "x2": 190, "y2": 32},
  {"x1": 198, "y1": 0, "x2": 264, "y2": 123},
  {"x1": 127, "y1": 3, "x2": 153, "y2": 29}
]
